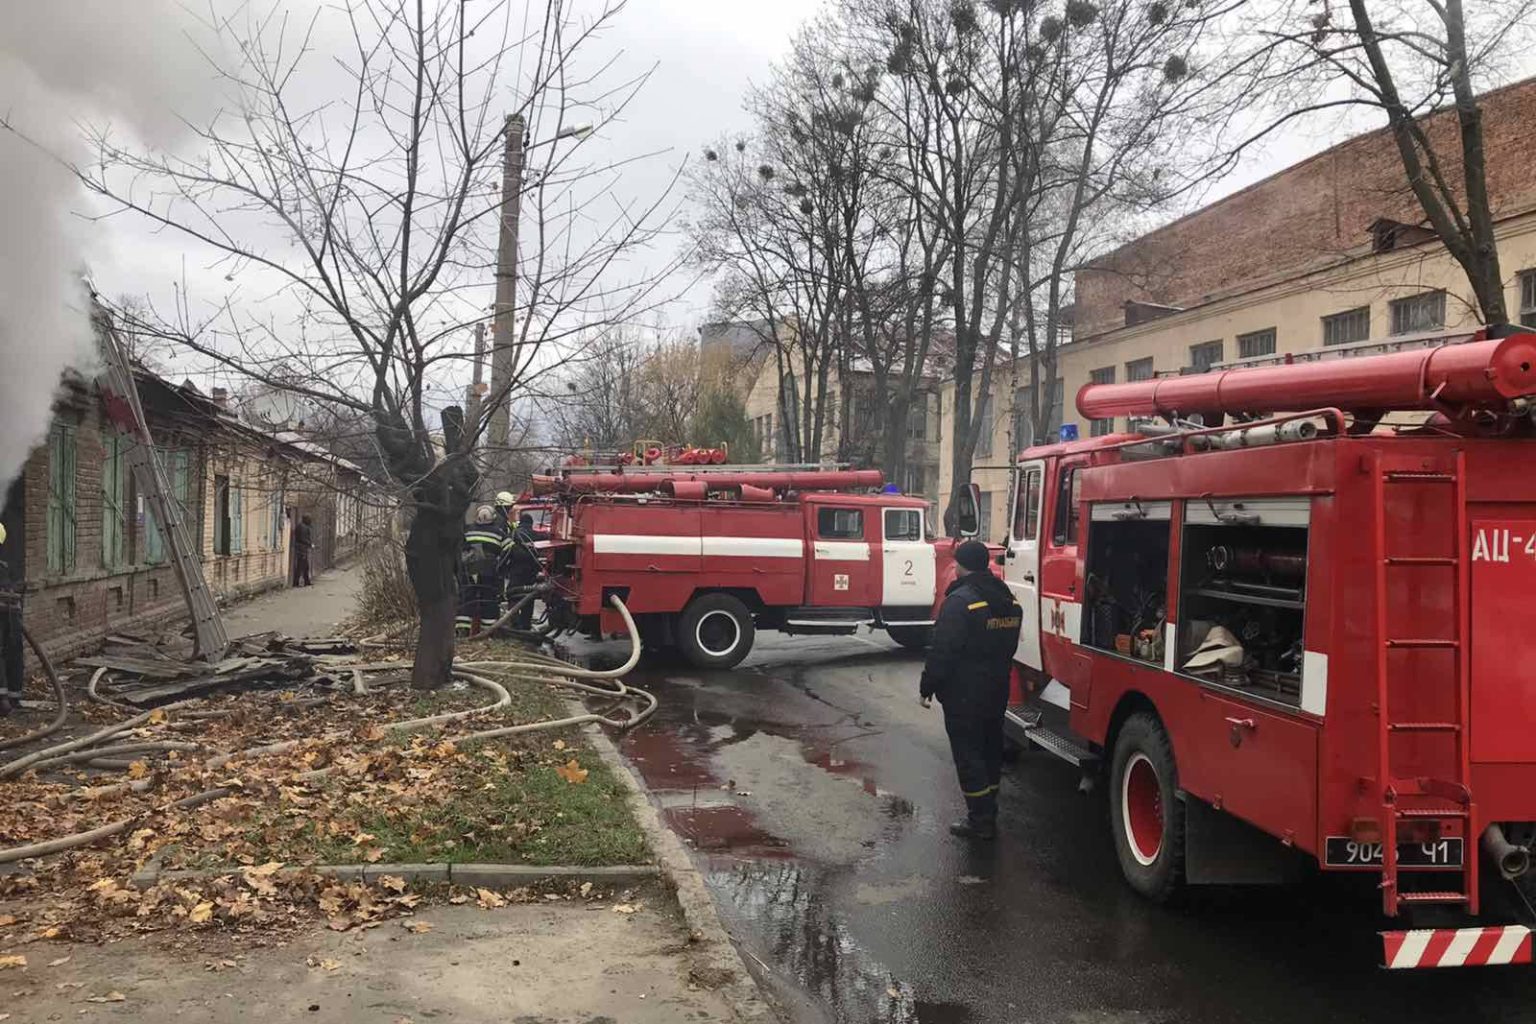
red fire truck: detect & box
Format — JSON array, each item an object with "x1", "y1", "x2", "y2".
[
  {"x1": 999, "y1": 326, "x2": 1536, "y2": 967},
  {"x1": 530, "y1": 466, "x2": 982, "y2": 668}
]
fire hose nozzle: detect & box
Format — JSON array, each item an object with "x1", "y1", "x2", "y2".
[{"x1": 1482, "y1": 823, "x2": 1531, "y2": 881}]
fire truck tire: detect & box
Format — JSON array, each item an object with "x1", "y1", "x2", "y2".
[
  {"x1": 885, "y1": 625, "x2": 932, "y2": 651},
  {"x1": 1109, "y1": 713, "x2": 1185, "y2": 903},
  {"x1": 677, "y1": 594, "x2": 755, "y2": 670}
]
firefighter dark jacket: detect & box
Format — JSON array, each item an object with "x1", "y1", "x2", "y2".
[{"x1": 919, "y1": 570, "x2": 1023, "y2": 715}]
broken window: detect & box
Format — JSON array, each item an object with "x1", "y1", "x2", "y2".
[{"x1": 214, "y1": 474, "x2": 231, "y2": 555}]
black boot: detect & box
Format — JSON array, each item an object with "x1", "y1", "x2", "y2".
[{"x1": 949, "y1": 817, "x2": 997, "y2": 840}]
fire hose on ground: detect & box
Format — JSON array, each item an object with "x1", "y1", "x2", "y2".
[{"x1": 0, "y1": 595, "x2": 649, "y2": 865}]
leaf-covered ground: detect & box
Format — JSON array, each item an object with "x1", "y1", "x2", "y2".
[{"x1": 0, "y1": 642, "x2": 649, "y2": 946}]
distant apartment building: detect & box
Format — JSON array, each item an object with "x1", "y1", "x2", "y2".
[{"x1": 940, "y1": 75, "x2": 1536, "y2": 539}]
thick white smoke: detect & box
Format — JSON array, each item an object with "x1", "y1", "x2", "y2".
[{"x1": 0, "y1": 1, "x2": 211, "y2": 490}]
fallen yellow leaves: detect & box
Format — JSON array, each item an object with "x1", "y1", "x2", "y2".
[
  {"x1": 611, "y1": 903, "x2": 639, "y2": 915},
  {"x1": 188, "y1": 902, "x2": 215, "y2": 924},
  {"x1": 127, "y1": 761, "x2": 149, "y2": 779},
  {"x1": 554, "y1": 759, "x2": 589, "y2": 785},
  {"x1": 475, "y1": 888, "x2": 506, "y2": 910},
  {"x1": 0, "y1": 955, "x2": 26, "y2": 969},
  {"x1": 377, "y1": 875, "x2": 407, "y2": 894},
  {"x1": 306, "y1": 956, "x2": 342, "y2": 971},
  {"x1": 402, "y1": 920, "x2": 433, "y2": 934}
]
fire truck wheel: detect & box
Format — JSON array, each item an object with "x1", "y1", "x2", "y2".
[
  {"x1": 886, "y1": 626, "x2": 932, "y2": 651},
  {"x1": 1109, "y1": 713, "x2": 1186, "y2": 903},
  {"x1": 678, "y1": 594, "x2": 755, "y2": 670}
]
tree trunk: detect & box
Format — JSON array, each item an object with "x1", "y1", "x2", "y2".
[{"x1": 405, "y1": 511, "x2": 460, "y2": 689}]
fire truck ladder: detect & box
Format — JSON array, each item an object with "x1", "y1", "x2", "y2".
[
  {"x1": 1371, "y1": 450, "x2": 1476, "y2": 916},
  {"x1": 96, "y1": 320, "x2": 229, "y2": 661}
]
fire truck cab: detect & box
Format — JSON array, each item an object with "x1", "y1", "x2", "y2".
[
  {"x1": 534, "y1": 467, "x2": 981, "y2": 669},
  {"x1": 1002, "y1": 328, "x2": 1536, "y2": 967}
]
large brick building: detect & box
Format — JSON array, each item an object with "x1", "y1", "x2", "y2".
[{"x1": 940, "y1": 75, "x2": 1536, "y2": 537}]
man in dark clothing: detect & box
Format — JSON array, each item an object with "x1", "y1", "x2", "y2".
[
  {"x1": 292, "y1": 515, "x2": 314, "y2": 587},
  {"x1": 458, "y1": 505, "x2": 507, "y2": 636},
  {"x1": 503, "y1": 511, "x2": 548, "y2": 630},
  {"x1": 920, "y1": 539, "x2": 1023, "y2": 840}
]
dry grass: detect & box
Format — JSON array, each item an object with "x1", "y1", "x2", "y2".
[{"x1": 355, "y1": 540, "x2": 417, "y2": 627}]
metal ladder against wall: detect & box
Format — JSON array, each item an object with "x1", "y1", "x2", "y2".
[
  {"x1": 1371, "y1": 450, "x2": 1477, "y2": 916},
  {"x1": 96, "y1": 319, "x2": 229, "y2": 661}
]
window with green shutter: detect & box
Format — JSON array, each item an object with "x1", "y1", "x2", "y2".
[
  {"x1": 46, "y1": 424, "x2": 77, "y2": 574},
  {"x1": 145, "y1": 447, "x2": 191, "y2": 565},
  {"x1": 101, "y1": 433, "x2": 128, "y2": 568}
]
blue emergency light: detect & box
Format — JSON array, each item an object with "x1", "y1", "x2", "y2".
[{"x1": 1059, "y1": 423, "x2": 1080, "y2": 441}]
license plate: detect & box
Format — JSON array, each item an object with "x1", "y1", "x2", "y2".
[{"x1": 1325, "y1": 836, "x2": 1464, "y2": 869}]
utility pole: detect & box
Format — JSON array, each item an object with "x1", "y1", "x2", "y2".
[
  {"x1": 487, "y1": 112, "x2": 526, "y2": 489},
  {"x1": 465, "y1": 322, "x2": 488, "y2": 440}
]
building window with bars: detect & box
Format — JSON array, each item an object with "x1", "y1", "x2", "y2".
[
  {"x1": 1519, "y1": 270, "x2": 1536, "y2": 321},
  {"x1": 101, "y1": 433, "x2": 129, "y2": 568},
  {"x1": 1125, "y1": 357, "x2": 1154, "y2": 382},
  {"x1": 46, "y1": 423, "x2": 77, "y2": 575},
  {"x1": 1389, "y1": 291, "x2": 1445, "y2": 335},
  {"x1": 1189, "y1": 340, "x2": 1224, "y2": 373},
  {"x1": 1322, "y1": 306, "x2": 1371, "y2": 346},
  {"x1": 1237, "y1": 328, "x2": 1276, "y2": 359}
]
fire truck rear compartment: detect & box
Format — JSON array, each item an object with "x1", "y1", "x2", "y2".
[{"x1": 1177, "y1": 522, "x2": 1308, "y2": 706}]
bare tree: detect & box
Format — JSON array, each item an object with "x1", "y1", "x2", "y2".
[
  {"x1": 1231, "y1": 0, "x2": 1536, "y2": 326},
  {"x1": 75, "y1": 0, "x2": 674, "y2": 687}
]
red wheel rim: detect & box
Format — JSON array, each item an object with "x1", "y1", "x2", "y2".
[{"x1": 1122, "y1": 752, "x2": 1163, "y2": 866}]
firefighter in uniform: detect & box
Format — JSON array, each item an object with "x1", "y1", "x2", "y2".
[
  {"x1": 457, "y1": 505, "x2": 507, "y2": 637},
  {"x1": 919, "y1": 539, "x2": 1023, "y2": 840},
  {"x1": 503, "y1": 505, "x2": 549, "y2": 631}
]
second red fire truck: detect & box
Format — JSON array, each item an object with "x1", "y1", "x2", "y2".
[
  {"x1": 999, "y1": 326, "x2": 1536, "y2": 967},
  {"x1": 528, "y1": 465, "x2": 982, "y2": 668}
]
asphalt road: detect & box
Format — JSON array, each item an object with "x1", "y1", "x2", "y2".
[{"x1": 598, "y1": 630, "x2": 1536, "y2": 1024}]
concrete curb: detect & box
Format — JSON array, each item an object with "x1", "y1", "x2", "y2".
[
  {"x1": 130, "y1": 861, "x2": 659, "y2": 890},
  {"x1": 579, "y1": 714, "x2": 779, "y2": 1024}
]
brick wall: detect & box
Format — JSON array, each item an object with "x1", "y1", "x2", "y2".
[
  {"x1": 1076, "y1": 76, "x2": 1536, "y2": 338},
  {"x1": 18, "y1": 389, "x2": 213, "y2": 662}
]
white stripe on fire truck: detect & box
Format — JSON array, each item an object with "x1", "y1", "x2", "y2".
[
  {"x1": 593, "y1": 534, "x2": 701, "y2": 556},
  {"x1": 1389, "y1": 931, "x2": 1432, "y2": 969},
  {"x1": 1439, "y1": 928, "x2": 1483, "y2": 968},
  {"x1": 1490, "y1": 925, "x2": 1530, "y2": 965},
  {"x1": 812, "y1": 541, "x2": 870, "y2": 561},
  {"x1": 592, "y1": 535, "x2": 804, "y2": 558},
  {"x1": 701, "y1": 537, "x2": 803, "y2": 558}
]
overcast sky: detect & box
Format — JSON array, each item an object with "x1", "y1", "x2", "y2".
[{"x1": 19, "y1": 0, "x2": 1530, "y2": 411}]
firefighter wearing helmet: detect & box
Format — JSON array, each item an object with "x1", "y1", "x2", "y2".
[
  {"x1": 919, "y1": 539, "x2": 1023, "y2": 840},
  {"x1": 457, "y1": 505, "x2": 507, "y2": 637},
  {"x1": 503, "y1": 502, "x2": 549, "y2": 631}
]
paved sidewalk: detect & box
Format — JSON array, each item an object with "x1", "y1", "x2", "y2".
[
  {"x1": 10, "y1": 897, "x2": 738, "y2": 1023},
  {"x1": 219, "y1": 564, "x2": 364, "y2": 640}
]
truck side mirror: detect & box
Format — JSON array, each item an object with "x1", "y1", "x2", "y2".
[{"x1": 955, "y1": 483, "x2": 981, "y2": 538}]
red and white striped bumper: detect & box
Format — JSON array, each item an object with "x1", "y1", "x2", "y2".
[{"x1": 1383, "y1": 926, "x2": 1532, "y2": 969}]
